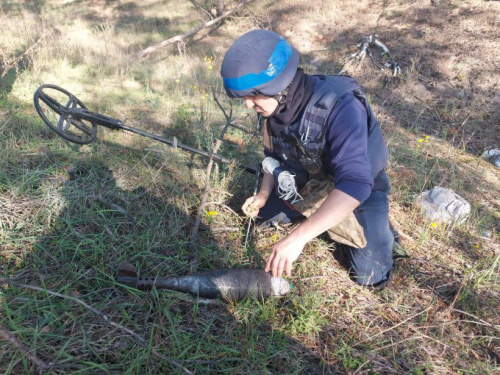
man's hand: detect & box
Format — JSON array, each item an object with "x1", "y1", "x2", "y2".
[
  {"x1": 264, "y1": 189, "x2": 361, "y2": 278},
  {"x1": 242, "y1": 193, "x2": 267, "y2": 218},
  {"x1": 265, "y1": 234, "x2": 307, "y2": 278},
  {"x1": 242, "y1": 172, "x2": 274, "y2": 217}
]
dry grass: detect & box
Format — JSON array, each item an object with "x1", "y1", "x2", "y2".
[{"x1": 1, "y1": 0, "x2": 499, "y2": 373}]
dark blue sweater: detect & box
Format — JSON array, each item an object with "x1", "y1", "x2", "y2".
[{"x1": 321, "y1": 90, "x2": 374, "y2": 203}]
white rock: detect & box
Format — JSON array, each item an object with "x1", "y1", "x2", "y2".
[
  {"x1": 482, "y1": 149, "x2": 500, "y2": 168},
  {"x1": 414, "y1": 186, "x2": 471, "y2": 224},
  {"x1": 481, "y1": 230, "x2": 492, "y2": 239},
  {"x1": 455, "y1": 89, "x2": 466, "y2": 99}
]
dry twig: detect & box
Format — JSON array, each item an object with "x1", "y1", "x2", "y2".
[
  {"x1": 339, "y1": 34, "x2": 401, "y2": 77},
  {"x1": 0, "y1": 323, "x2": 50, "y2": 374},
  {"x1": 88, "y1": 194, "x2": 130, "y2": 217},
  {"x1": 452, "y1": 309, "x2": 500, "y2": 331},
  {"x1": 0, "y1": 278, "x2": 193, "y2": 375},
  {"x1": 354, "y1": 305, "x2": 433, "y2": 346},
  {"x1": 1, "y1": 35, "x2": 46, "y2": 77},
  {"x1": 131, "y1": 0, "x2": 254, "y2": 60}
]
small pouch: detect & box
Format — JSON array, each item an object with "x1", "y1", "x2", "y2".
[{"x1": 292, "y1": 178, "x2": 367, "y2": 249}]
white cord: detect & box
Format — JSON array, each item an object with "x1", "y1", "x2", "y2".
[
  {"x1": 262, "y1": 157, "x2": 280, "y2": 174},
  {"x1": 262, "y1": 157, "x2": 303, "y2": 203}
]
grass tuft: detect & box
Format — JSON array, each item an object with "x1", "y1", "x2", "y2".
[{"x1": 1, "y1": 0, "x2": 499, "y2": 374}]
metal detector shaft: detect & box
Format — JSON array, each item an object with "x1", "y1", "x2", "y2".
[
  {"x1": 118, "y1": 123, "x2": 256, "y2": 173},
  {"x1": 70, "y1": 107, "x2": 256, "y2": 173},
  {"x1": 81, "y1": 111, "x2": 257, "y2": 173}
]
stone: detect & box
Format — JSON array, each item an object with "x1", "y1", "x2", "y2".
[
  {"x1": 414, "y1": 186, "x2": 471, "y2": 224},
  {"x1": 482, "y1": 149, "x2": 500, "y2": 168},
  {"x1": 455, "y1": 89, "x2": 466, "y2": 99},
  {"x1": 481, "y1": 230, "x2": 493, "y2": 239}
]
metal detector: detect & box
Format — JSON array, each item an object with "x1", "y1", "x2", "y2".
[{"x1": 33, "y1": 84, "x2": 257, "y2": 174}]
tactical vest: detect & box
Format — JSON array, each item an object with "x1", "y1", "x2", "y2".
[{"x1": 266, "y1": 75, "x2": 389, "y2": 187}]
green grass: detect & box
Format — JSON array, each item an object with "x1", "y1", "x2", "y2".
[{"x1": 1, "y1": 0, "x2": 500, "y2": 374}]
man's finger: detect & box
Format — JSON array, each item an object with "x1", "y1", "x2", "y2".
[
  {"x1": 271, "y1": 253, "x2": 279, "y2": 277},
  {"x1": 285, "y1": 260, "x2": 292, "y2": 277},
  {"x1": 276, "y1": 259, "x2": 286, "y2": 279},
  {"x1": 272, "y1": 256, "x2": 283, "y2": 278},
  {"x1": 242, "y1": 201, "x2": 251, "y2": 213},
  {"x1": 265, "y1": 251, "x2": 275, "y2": 273},
  {"x1": 248, "y1": 205, "x2": 259, "y2": 218},
  {"x1": 242, "y1": 197, "x2": 255, "y2": 213},
  {"x1": 243, "y1": 202, "x2": 258, "y2": 217}
]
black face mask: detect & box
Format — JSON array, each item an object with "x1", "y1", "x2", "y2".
[{"x1": 267, "y1": 68, "x2": 314, "y2": 135}]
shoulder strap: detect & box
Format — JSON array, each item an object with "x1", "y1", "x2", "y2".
[{"x1": 298, "y1": 75, "x2": 361, "y2": 146}]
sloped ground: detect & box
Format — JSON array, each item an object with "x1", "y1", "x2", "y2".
[{"x1": 0, "y1": 0, "x2": 499, "y2": 373}]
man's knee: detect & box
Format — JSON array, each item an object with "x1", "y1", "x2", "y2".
[
  {"x1": 347, "y1": 238, "x2": 394, "y2": 286},
  {"x1": 350, "y1": 263, "x2": 395, "y2": 290},
  {"x1": 349, "y1": 261, "x2": 393, "y2": 287}
]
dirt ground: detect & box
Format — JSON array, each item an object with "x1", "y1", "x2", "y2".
[
  {"x1": 1, "y1": 0, "x2": 499, "y2": 373},
  {"x1": 250, "y1": 0, "x2": 500, "y2": 153}
]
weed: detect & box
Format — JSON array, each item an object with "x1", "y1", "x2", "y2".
[{"x1": 1, "y1": 1, "x2": 499, "y2": 374}]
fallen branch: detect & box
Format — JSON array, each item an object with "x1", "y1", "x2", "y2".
[
  {"x1": 0, "y1": 323, "x2": 50, "y2": 374},
  {"x1": 131, "y1": 0, "x2": 254, "y2": 60},
  {"x1": 338, "y1": 34, "x2": 401, "y2": 77},
  {"x1": 0, "y1": 278, "x2": 193, "y2": 375}
]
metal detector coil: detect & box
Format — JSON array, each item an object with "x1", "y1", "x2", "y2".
[{"x1": 35, "y1": 84, "x2": 98, "y2": 144}]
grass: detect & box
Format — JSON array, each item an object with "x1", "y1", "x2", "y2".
[{"x1": 1, "y1": 0, "x2": 500, "y2": 374}]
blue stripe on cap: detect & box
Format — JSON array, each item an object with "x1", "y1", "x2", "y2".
[{"x1": 223, "y1": 38, "x2": 292, "y2": 92}]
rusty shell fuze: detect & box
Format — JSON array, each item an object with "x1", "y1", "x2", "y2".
[{"x1": 119, "y1": 268, "x2": 291, "y2": 301}]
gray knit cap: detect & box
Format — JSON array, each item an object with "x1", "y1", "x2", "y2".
[{"x1": 221, "y1": 29, "x2": 299, "y2": 98}]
